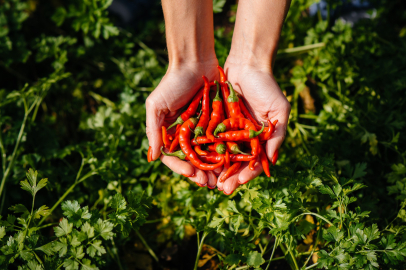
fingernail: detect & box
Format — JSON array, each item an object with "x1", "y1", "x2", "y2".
[
  {"x1": 223, "y1": 190, "x2": 234, "y2": 196},
  {"x1": 196, "y1": 182, "x2": 207, "y2": 187},
  {"x1": 182, "y1": 172, "x2": 195, "y2": 178},
  {"x1": 208, "y1": 184, "x2": 216, "y2": 189},
  {"x1": 217, "y1": 187, "x2": 223, "y2": 191}
]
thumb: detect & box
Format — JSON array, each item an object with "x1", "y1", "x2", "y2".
[{"x1": 146, "y1": 96, "x2": 166, "y2": 161}]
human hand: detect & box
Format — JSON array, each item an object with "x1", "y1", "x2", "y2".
[
  {"x1": 146, "y1": 60, "x2": 222, "y2": 188},
  {"x1": 216, "y1": 60, "x2": 291, "y2": 195}
]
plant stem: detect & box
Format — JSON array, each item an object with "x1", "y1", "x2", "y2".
[
  {"x1": 135, "y1": 229, "x2": 159, "y2": 262},
  {"x1": 279, "y1": 243, "x2": 299, "y2": 270},
  {"x1": 292, "y1": 213, "x2": 333, "y2": 226},
  {"x1": 265, "y1": 236, "x2": 279, "y2": 270},
  {"x1": 0, "y1": 130, "x2": 6, "y2": 173},
  {"x1": 111, "y1": 238, "x2": 124, "y2": 270},
  {"x1": 306, "y1": 262, "x2": 319, "y2": 269},
  {"x1": 303, "y1": 224, "x2": 321, "y2": 268},
  {"x1": 38, "y1": 168, "x2": 97, "y2": 225},
  {"x1": 38, "y1": 182, "x2": 76, "y2": 225},
  {"x1": 0, "y1": 99, "x2": 35, "y2": 202},
  {"x1": 277, "y1": 43, "x2": 325, "y2": 56},
  {"x1": 194, "y1": 231, "x2": 209, "y2": 270}
]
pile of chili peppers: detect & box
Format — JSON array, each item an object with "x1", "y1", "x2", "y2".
[{"x1": 148, "y1": 66, "x2": 278, "y2": 184}]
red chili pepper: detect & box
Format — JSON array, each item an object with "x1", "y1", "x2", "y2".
[
  {"x1": 216, "y1": 126, "x2": 264, "y2": 141},
  {"x1": 219, "y1": 162, "x2": 241, "y2": 183},
  {"x1": 216, "y1": 127, "x2": 263, "y2": 157},
  {"x1": 147, "y1": 146, "x2": 153, "y2": 162},
  {"x1": 162, "y1": 126, "x2": 171, "y2": 148},
  {"x1": 169, "y1": 125, "x2": 181, "y2": 152},
  {"x1": 191, "y1": 136, "x2": 223, "y2": 146},
  {"x1": 168, "y1": 89, "x2": 204, "y2": 130},
  {"x1": 226, "y1": 142, "x2": 250, "y2": 155},
  {"x1": 249, "y1": 157, "x2": 257, "y2": 171},
  {"x1": 194, "y1": 145, "x2": 208, "y2": 156},
  {"x1": 224, "y1": 151, "x2": 230, "y2": 169},
  {"x1": 258, "y1": 120, "x2": 278, "y2": 141},
  {"x1": 260, "y1": 145, "x2": 271, "y2": 177},
  {"x1": 272, "y1": 149, "x2": 279, "y2": 166},
  {"x1": 194, "y1": 76, "x2": 211, "y2": 139},
  {"x1": 239, "y1": 99, "x2": 259, "y2": 126},
  {"x1": 179, "y1": 118, "x2": 224, "y2": 170},
  {"x1": 217, "y1": 66, "x2": 230, "y2": 117},
  {"x1": 226, "y1": 81, "x2": 244, "y2": 118},
  {"x1": 206, "y1": 81, "x2": 223, "y2": 141},
  {"x1": 214, "y1": 117, "x2": 259, "y2": 137},
  {"x1": 200, "y1": 152, "x2": 256, "y2": 163}
]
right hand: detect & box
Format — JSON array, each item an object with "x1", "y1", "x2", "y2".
[{"x1": 146, "y1": 60, "x2": 221, "y2": 188}]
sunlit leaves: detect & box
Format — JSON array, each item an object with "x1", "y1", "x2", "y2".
[{"x1": 20, "y1": 169, "x2": 48, "y2": 196}]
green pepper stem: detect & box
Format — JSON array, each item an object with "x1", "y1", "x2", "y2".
[
  {"x1": 194, "y1": 126, "x2": 204, "y2": 139},
  {"x1": 167, "y1": 116, "x2": 184, "y2": 130},
  {"x1": 160, "y1": 147, "x2": 186, "y2": 160},
  {"x1": 249, "y1": 122, "x2": 265, "y2": 138},
  {"x1": 231, "y1": 145, "x2": 250, "y2": 155},
  {"x1": 213, "y1": 81, "x2": 222, "y2": 102},
  {"x1": 226, "y1": 81, "x2": 239, "y2": 103},
  {"x1": 214, "y1": 123, "x2": 226, "y2": 137},
  {"x1": 216, "y1": 143, "x2": 226, "y2": 155}
]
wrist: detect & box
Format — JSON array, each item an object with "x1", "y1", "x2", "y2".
[
  {"x1": 168, "y1": 49, "x2": 218, "y2": 69},
  {"x1": 227, "y1": 43, "x2": 277, "y2": 74}
]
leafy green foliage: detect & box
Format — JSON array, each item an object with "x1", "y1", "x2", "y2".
[{"x1": 0, "y1": 0, "x2": 405, "y2": 269}]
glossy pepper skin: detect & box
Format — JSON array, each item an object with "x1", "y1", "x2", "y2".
[
  {"x1": 259, "y1": 120, "x2": 277, "y2": 141},
  {"x1": 226, "y1": 81, "x2": 244, "y2": 118},
  {"x1": 179, "y1": 118, "x2": 224, "y2": 170},
  {"x1": 168, "y1": 89, "x2": 204, "y2": 130},
  {"x1": 217, "y1": 66, "x2": 230, "y2": 118},
  {"x1": 239, "y1": 99, "x2": 259, "y2": 126},
  {"x1": 200, "y1": 153, "x2": 256, "y2": 163},
  {"x1": 224, "y1": 151, "x2": 230, "y2": 169},
  {"x1": 206, "y1": 81, "x2": 223, "y2": 141},
  {"x1": 162, "y1": 126, "x2": 171, "y2": 148},
  {"x1": 216, "y1": 125, "x2": 264, "y2": 141},
  {"x1": 220, "y1": 162, "x2": 241, "y2": 183},
  {"x1": 272, "y1": 149, "x2": 279, "y2": 166},
  {"x1": 214, "y1": 117, "x2": 259, "y2": 137},
  {"x1": 260, "y1": 145, "x2": 271, "y2": 177},
  {"x1": 194, "y1": 76, "x2": 211, "y2": 139},
  {"x1": 194, "y1": 145, "x2": 208, "y2": 156},
  {"x1": 191, "y1": 136, "x2": 223, "y2": 146},
  {"x1": 169, "y1": 125, "x2": 181, "y2": 152}
]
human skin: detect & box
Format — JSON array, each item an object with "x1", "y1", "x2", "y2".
[
  {"x1": 217, "y1": 0, "x2": 292, "y2": 194},
  {"x1": 146, "y1": 0, "x2": 291, "y2": 191},
  {"x1": 145, "y1": 0, "x2": 220, "y2": 187}
]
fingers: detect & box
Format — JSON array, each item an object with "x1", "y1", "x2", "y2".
[
  {"x1": 146, "y1": 95, "x2": 166, "y2": 161},
  {"x1": 186, "y1": 161, "x2": 210, "y2": 187},
  {"x1": 238, "y1": 161, "x2": 263, "y2": 185},
  {"x1": 265, "y1": 122, "x2": 285, "y2": 162},
  {"x1": 160, "y1": 155, "x2": 195, "y2": 178},
  {"x1": 219, "y1": 164, "x2": 246, "y2": 195},
  {"x1": 216, "y1": 167, "x2": 227, "y2": 191},
  {"x1": 207, "y1": 171, "x2": 217, "y2": 189}
]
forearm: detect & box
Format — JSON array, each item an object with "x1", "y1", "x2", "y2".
[
  {"x1": 162, "y1": 0, "x2": 216, "y2": 67},
  {"x1": 228, "y1": 0, "x2": 291, "y2": 72}
]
